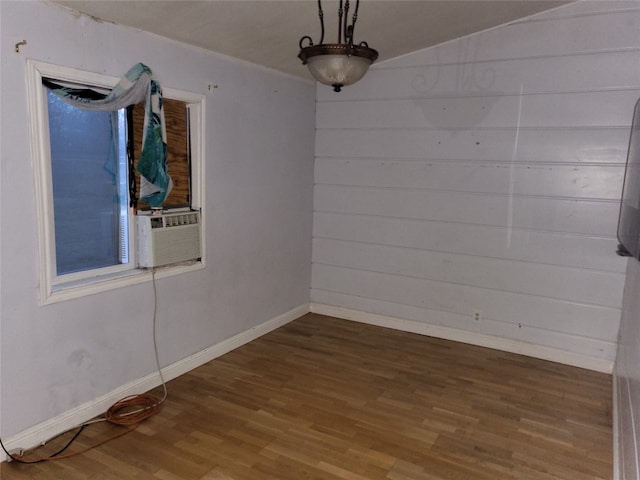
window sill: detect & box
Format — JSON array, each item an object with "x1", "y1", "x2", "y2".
[{"x1": 44, "y1": 261, "x2": 204, "y2": 305}]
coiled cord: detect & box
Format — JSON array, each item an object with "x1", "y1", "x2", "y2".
[{"x1": 105, "y1": 392, "x2": 164, "y2": 425}]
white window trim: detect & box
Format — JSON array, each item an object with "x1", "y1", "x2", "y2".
[{"x1": 27, "y1": 60, "x2": 206, "y2": 305}]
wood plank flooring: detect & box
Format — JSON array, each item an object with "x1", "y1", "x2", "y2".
[{"x1": 1, "y1": 314, "x2": 612, "y2": 479}]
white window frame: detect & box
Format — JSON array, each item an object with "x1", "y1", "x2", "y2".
[{"x1": 27, "y1": 60, "x2": 206, "y2": 305}]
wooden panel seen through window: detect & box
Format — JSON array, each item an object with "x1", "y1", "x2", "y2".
[{"x1": 131, "y1": 98, "x2": 190, "y2": 209}]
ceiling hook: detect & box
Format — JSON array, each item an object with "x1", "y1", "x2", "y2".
[{"x1": 15, "y1": 40, "x2": 27, "y2": 53}]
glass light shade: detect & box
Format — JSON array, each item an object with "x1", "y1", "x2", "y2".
[
  {"x1": 299, "y1": 43, "x2": 378, "y2": 92},
  {"x1": 307, "y1": 53, "x2": 371, "y2": 87}
]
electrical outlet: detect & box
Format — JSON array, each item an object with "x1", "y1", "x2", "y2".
[{"x1": 474, "y1": 311, "x2": 481, "y2": 321}]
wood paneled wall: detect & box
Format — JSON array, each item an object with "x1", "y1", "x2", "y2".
[{"x1": 311, "y1": 1, "x2": 640, "y2": 368}]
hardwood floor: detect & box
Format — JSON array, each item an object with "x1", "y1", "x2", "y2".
[{"x1": 1, "y1": 314, "x2": 612, "y2": 479}]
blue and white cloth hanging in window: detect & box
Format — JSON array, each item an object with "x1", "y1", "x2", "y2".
[{"x1": 46, "y1": 63, "x2": 172, "y2": 207}]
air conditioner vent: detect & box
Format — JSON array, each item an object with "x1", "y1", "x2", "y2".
[
  {"x1": 137, "y1": 211, "x2": 201, "y2": 268},
  {"x1": 149, "y1": 212, "x2": 200, "y2": 229}
]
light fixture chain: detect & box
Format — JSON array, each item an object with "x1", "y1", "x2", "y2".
[
  {"x1": 317, "y1": 0, "x2": 325, "y2": 44},
  {"x1": 344, "y1": 1, "x2": 351, "y2": 44},
  {"x1": 349, "y1": 0, "x2": 360, "y2": 45},
  {"x1": 338, "y1": 0, "x2": 344, "y2": 44}
]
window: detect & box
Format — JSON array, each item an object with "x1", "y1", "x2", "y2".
[
  {"x1": 28, "y1": 61, "x2": 205, "y2": 304},
  {"x1": 47, "y1": 91, "x2": 130, "y2": 275}
]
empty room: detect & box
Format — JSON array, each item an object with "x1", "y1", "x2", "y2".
[{"x1": 1, "y1": 1, "x2": 639, "y2": 479}]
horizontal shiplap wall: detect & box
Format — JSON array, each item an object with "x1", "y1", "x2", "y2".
[{"x1": 311, "y1": 1, "x2": 640, "y2": 368}]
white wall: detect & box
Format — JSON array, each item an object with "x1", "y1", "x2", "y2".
[
  {"x1": 311, "y1": 1, "x2": 640, "y2": 371},
  {"x1": 0, "y1": 1, "x2": 315, "y2": 439},
  {"x1": 616, "y1": 258, "x2": 640, "y2": 479}
]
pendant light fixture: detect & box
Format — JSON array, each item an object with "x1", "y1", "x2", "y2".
[{"x1": 298, "y1": 0, "x2": 378, "y2": 92}]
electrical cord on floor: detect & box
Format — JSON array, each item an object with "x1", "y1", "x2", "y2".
[{"x1": 0, "y1": 268, "x2": 167, "y2": 464}]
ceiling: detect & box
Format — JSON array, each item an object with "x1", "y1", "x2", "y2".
[{"x1": 51, "y1": 0, "x2": 570, "y2": 80}]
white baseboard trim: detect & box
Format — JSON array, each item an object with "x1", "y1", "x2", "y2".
[
  {"x1": 310, "y1": 303, "x2": 613, "y2": 374},
  {"x1": 613, "y1": 373, "x2": 620, "y2": 480},
  {"x1": 1, "y1": 303, "x2": 310, "y2": 462}
]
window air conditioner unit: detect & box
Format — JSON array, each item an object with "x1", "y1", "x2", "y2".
[{"x1": 137, "y1": 211, "x2": 202, "y2": 268}]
